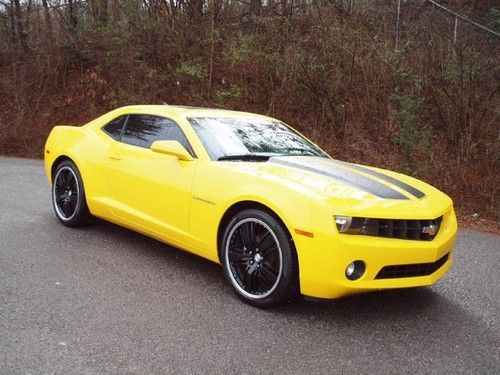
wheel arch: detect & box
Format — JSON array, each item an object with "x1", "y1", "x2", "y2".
[
  {"x1": 217, "y1": 200, "x2": 299, "y2": 266},
  {"x1": 51, "y1": 155, "x2": 74, "y2": 182}
]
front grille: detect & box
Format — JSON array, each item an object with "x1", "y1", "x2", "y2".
[
  {"x1": 348, "y1": 216, "x2": 443, "y2": 241},
  {"x1": 375, "y1": 253, "x2": 449, "y2": 279}
]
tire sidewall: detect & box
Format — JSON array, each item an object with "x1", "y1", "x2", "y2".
[
  {"x1": 221, "y1": 209, "x2": 298, "y2": 307},
  {"x1": 52, "y1": 160, "x2": 89, "y2": 227}
]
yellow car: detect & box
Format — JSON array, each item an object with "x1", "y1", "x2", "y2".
[{"x1": 44, "y1": 105, "x2": 458, "y2": 307}]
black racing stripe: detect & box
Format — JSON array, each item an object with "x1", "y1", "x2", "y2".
[
  {"x1": 270, "y1": 159, "x2": 408, "y2": 200},
  {"x1": 334, "y1": 161, "x2": 426, "y2": 199}
]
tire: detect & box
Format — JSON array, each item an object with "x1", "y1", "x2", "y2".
[
  {"x1": 221, "y1": 209, "x2": 299, "y2": 308},
  {"x1": 52, "y1": 160, "x2": 91, "y2": 227}
]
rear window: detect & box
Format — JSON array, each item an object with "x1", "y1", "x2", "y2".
[{"x1": 102, "y1": 116, "x2": 127, "y2": 140}]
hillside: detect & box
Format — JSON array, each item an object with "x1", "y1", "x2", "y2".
[{"x1": 0, "y1": 0, "x2": 498, "y2": 223}]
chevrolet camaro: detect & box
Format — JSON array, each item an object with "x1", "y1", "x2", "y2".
[{"x1": 44, "y1": 105, "x2": 458, "y2": 307}]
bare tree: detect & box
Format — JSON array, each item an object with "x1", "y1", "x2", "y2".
[
  {"x1": 13, "y1": 0, "x2": 27, "y2": 50},
  {"x1": 89, "y1": 0, "x2": 108, "y2": 26},
  {"x1": 186, "y1": 0, "x2": 204, "y2": 23},
  {"x1": 68, "y1": 0, "x2": 77, "y2": 30},
  {"x1": 41, "y1": 0, "x2": 52, "y2": 35}
]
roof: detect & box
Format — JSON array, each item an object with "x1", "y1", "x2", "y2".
[{"x1": 115, "y1": 105, "x2": 273, "y2": 120}]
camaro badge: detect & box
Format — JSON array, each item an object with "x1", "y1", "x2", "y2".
[{"x1": 422, "y1": 224, "x2": 438, "y2": 236}]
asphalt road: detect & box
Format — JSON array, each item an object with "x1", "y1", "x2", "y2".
[{"x1": 0, "y1": 156, "x2": 499, "y2": 374}]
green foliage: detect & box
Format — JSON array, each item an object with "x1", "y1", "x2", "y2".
[
  {"x1": 215, "y1": 84, "x2": 242, "y2": 105},
  {"x1": 489, "y1": 8, "x2": 500, "y2": 29},
  {"x1": 176, "y1": 60, "x2": 206, "y2": 80},
  {"x1": 205, "y1": 28, "x2": 222, "y2": 46},
  {"x1": 1, "y1": 1, "x2": 498, "y2": 219},
  {"x1": 390, "y1": 70, "x2": 432, "y2": 156},
  {"x1": 224, "y1": 34, "x2": 255, "y2": 66},
  {"x1": 391, "y1": 90, "x2": 422, "y2": 150},
  {"x1": 442, "y1": 64, "x2": 460, "y2": 82}
]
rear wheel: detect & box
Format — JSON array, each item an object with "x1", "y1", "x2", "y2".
[
  {"x1": 52, "y1": 160, "x2": 91, "y2": 227},
  {"x1": 221, "y1": 209, "x2": 298, "y2": 307}
]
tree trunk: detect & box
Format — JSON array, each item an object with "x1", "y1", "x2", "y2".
[
  {"x1": 41, "y1": 0, "x2": 52, "y2": 35},
  {"x1": 250, "y1": 0, "x2": 261, "y2": 17},
  {"x1": 187, "y1": 0, "x2": 203, "y2": 24},
  {"x1": 68, "y1": 0, "x2": 78, "y2": 31},
  {"x1": 98, "y1": 0, "x2": 108, "y2": 26},
  {"x1": 89, "y1": 0, "x2": 108, "y2": 26},
  {"x1": 207, "y1": 0, "x2": 215, "y2": 101},
  {"x1": 7, "y1": 1, "x2": 16, "y2": 48},
  {"x1": 13, "y1": 0, "x2": 27, "y2": 50},
  {"x1": 282, "y1": 0, "x2": 288, "y2": 17}
]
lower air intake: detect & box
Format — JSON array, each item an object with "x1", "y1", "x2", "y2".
[{"x1": 375, "y1": 253, "x2": 449, "y2": 279}]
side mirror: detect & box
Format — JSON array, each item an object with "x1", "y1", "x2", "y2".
[{"x1": 150, "y1": 140, "x2": 194, "y2": 161}]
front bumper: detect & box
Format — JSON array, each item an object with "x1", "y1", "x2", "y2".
[{"x1": 295, "y1": 208, "x2": 458, "y2": 299}]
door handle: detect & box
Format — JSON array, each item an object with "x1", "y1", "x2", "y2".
[{"x1": 109, "y1": 152, "x2": 122, "y2": 161}]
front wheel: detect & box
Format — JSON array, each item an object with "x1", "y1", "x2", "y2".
[
  {"x1": 52, "y1": 160, "x2": 91, "y2": 227},
  {"x1": 221, "y1": 209, "x2": 299, "y2": 308}
]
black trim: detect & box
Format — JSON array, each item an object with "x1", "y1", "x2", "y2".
[
  {"x1": 341, "y1": 216, "x2": 442, "y2": 240},
  {"x1": 119, "y1": 115, "x2": 129, "y2": 141},
  {"x1": 270, "y1": 158, "x2": 408, "y2": 199},
  {"x1": 118, "y1": 113, "x2": 197, "y2": 158},
  {"x1": 218, "y1": 154, "x2": 272, "y2": 161},
  {"x1": 101, "y1": 115, "x2": 128, "y2": 141},
  {"x1": 375, "y1": 253, "x2": 449, "y2": 279},
  {"x1": 335, "y1": 161, "x2": 426, "y2": 199}
]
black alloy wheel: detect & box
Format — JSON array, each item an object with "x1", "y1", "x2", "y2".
[
  {"x1": 52, "y1": 160, "x2": 91, "y2": 227},
  {"x1": 221, "y1": 209, "x2": 298, "y2": 307}
]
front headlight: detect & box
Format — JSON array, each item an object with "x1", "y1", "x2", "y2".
[
  {"x1": 334, "y1": 215, "x2": 443, "y2": 240},
  {"x1": 334, "y1": 216, "x2": 353, "y2": 233},
  {"x1": 334, "y1": 216, "x2": 377, "y2": 235}
]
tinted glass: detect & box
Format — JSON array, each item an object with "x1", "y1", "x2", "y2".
[
  {"x1": 189, "y1": 117, "x2": 327, "y2": 160},
  {"x1": 121, "y1": 114, "x2": 194, "y2": 154},
  {"x1": 102, "y1": 115, "x2": 127, "y2": 140}
]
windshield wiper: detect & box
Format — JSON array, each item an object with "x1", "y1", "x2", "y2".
[{"x1": 217, "y1": 154, "x2": 272, "y2": 162}]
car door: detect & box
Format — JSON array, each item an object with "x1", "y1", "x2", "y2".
[{"x1": 103, "y1": 114, "x2": 197, "y2": 242}]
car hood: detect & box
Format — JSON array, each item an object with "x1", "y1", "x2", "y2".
[{"x1": 223, "y1": 156, "x2": 453, "y2": 218}]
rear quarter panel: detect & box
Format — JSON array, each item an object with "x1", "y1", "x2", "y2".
[{"x1": 44, "y1": 124, "x2": 109, "y2": 213}]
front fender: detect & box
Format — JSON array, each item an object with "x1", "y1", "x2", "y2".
[{"x1": 188, "y1": 161, "x2": 314, "y2": 261}]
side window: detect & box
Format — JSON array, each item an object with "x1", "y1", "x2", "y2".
[
  {"x1": 121, "y1": 114, "x2": 195, "y2": 155},
  {"x1": 102, "y1": 115, "x2": 127, "y2": 140}
]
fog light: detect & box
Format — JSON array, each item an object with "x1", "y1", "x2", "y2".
[
  {"x1": 345, "y1": 260, "x2": 365, "y2": 280},
  {"x1": 346, "y1": 263, "x2": 356, "y2": 276}
]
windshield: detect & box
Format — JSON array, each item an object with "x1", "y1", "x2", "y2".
[{"x1": 188, "y1": 117, "x2": 328, "y2": 161}]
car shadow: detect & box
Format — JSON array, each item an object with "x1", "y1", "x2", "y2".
[
  {"x1": 70, "y1": 217, "x2": 495, "y2": 337},
  {"x1": 80, "y1": 216, "x2": 224, "y2": 279},
  {"x1": 77, "y1": 217, "x2": 451, "y2": 316},
  {"x1": 40, "y1": 214, "x2": 499, "y2": 372}
]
